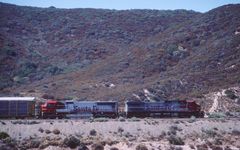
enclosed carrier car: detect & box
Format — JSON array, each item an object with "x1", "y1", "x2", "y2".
[{"x1": 0, "y1": 97, "x2": 35, "y2": 118}]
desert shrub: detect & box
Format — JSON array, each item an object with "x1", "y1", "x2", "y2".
[
  {"x1": 28, "y1": 90, "x2": 36, "y2": 93},
  {"x1": 235, "y1": 107, "x2": 240, "y2": 112},
  {"x1": 1, "y1": 121, "x2": 6, "y2": 125},
  {"x1": 47, "y1": 66, "x2": 63, "y2": 75},
  {"x1": 231, "y1": 129, "x2": 240, "y2": 136},
  {"x1": 38, "y1": 128, "x2": 44, "y2": 133},
  {"x1": 213, "y1": 138, "x2": 223, "y2": 145},
  {"x1": 0, "y1": 76, "x2": 13, "y2": 89},
  {"x1": 167, "y1": 135, "x2": 185, "y2": 145},
  {"x1": 13, "y1": 76, "x2": 22, "y2": 83},
  {"x1": 202, "y1": 129, "x2": 217, "y2": 138},
  {"x1": 174, "y1": 120, "x2": 180, "y2": 124},
  {"x1": 28, "y1": 49, "x2": 43, "y2": 58},
  {"x1": 168, "y1": 125, "x2": 182, "y2": 135},
  {"x1": 189, "y1": 144, "x2": 195, "y2": 149},
  {"x1": 196, "y1": 144, "x2": 208, "y2": 150},
  {"x1": 38, "y1": 136, "x2": 62, "y2": 149},
  {"x1": 170, "y1": 125, "x2": 181, "y2": 131},
  {"x1": 90, "y1": 129, "x2": 97, "y2": 136},
  {"x1": 0, "y1": 132, "x2": 10, "y2": 140},
  {"x1": 123, "y1": 132, "x2": 133, "y2": 138},
  {"x1": 1, "y1": 45, "x2": 17, "y2": 57},
  {"x1": 128, "y1": 136, "x2": 137, "y2": 141},
  {"x1": 192, "y1": 39, "x2": 200, "y2": 47},
  {"x1": 225, "y1": 90, "x2": 238, "y2": 99},
  {"x1": 45, "y1": 129, "x2": 51, "y2": 134},
  {"x1": 1, "y1": 137, "x2": 17, "y2": 149},
  {"x1": 94, "y1": 118, "x2": 109, "y2": 122},
  {"x1": 119, "y1": 116, "x2": 126, "y2": 122},
  {"x1": 174, "y1": 147, "x2": 183, "y2": 150},
  {"x1": 28, "y1": 140, "x2": 41, "y2": 148},
  {"x1": 38, "y1": 141, "x2": 50, "y2": 149},
  {"x1": 52, "y1": 129, "x2": 60, "y2": 135},
  {"x1": 28, "y1": 121, "x2": 40, "y2": 124},
  {"x1": 225, "y1": 111, "x2": 234, "y2": 117},
  {"x1": 168, "y1": 129, "x2": 176, "y2": 135},
  {"x1": 18, "y1": 61, "x2": 38, "y2": 77},
  {"x1": 208, "y1": 112, "x2": 226, "y2": 118},
  {"x1": 237, "y1": 98, "x2": 240, "y2": 105},
  {"x1": 63, "y1": 135, "x2": 80, "y2": 149},
  {"x1": 129, "y1": 117, "x2": 141, "y2": 122},
  {"x1": 42, "y1": 94, "x2": 54, "y2": 99},
  {"x1": 118, "y1": 127, "x2": 124, "y2": 133},
  {"x1": 11, "y1": 120, "x2": 23, "y2": 124},
  {"x1": 135, "y1": 144, "x2": 148, "y2": 150},
  {"x1": 161, "y1": 131, "x2": 167, "y2": 137},
  {"x1": 78, "y1": 144, "x2": 89, "y2": 150},
  {"x1": 91, "y1": 142, "x2": 104, "y2": 150},
  {"x1": 224, "y1": 146, "x2": 233, "y2": 150},
  {"x1": 210, "y1": 145, "x2": 223, "y2": 150},
  {"x1": 188, "y1": 116, "x2": 196, "y2": 123},
  {"x1": 13, "y1": 75, "x2": 29, "y2": 84},
  {"x1": 166, "y1": 44, "x2": 178, "y2": 55}
]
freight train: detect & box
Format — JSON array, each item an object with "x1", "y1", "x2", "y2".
[{"x1": 0, "y1": 97, "x2": 204, "y2": 119}]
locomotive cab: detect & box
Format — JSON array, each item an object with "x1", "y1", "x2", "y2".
[
  {"x1": 40, "y1": 100, "x2": 65, "y2": 118},
  {"x1": 186, "y1": 100, "x2": 204, "y2": 118}
]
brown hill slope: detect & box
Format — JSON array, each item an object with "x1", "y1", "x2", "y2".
[{"x1": 0, "y1": 3, "x2": 240, "y2": 104}]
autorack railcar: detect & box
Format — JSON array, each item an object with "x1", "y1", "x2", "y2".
[{"x1": 0, "y1": 97, "x2": 35, "y2": 118}]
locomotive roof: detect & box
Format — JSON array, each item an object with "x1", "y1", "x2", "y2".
[
  {"x1": 0, "y1": 97, "x2": 35, "y2": 101},
  {"x1": 125, "y1": 100, "x2": 187, "y2": 103},
  {"x1": 64, "y1": 100, "x2": 117, "y2": 103}
]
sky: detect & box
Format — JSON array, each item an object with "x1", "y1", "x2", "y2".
[{"x1": 0, "y1": 0, "x2": 240, "y2": 12}]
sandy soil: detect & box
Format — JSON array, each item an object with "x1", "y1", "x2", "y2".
[{"x1": 0, "y1": 118, "x2": 240, "y2": 150}]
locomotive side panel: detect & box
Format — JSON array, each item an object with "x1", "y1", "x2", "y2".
[
  {"x1": 125, "y1": 101, "x2": 146, "y2": 118},
  {"x1": 56, "y1": 101, "x2": 96, "y2": 118},
  {"x1": 125, "y1": 101, "x2": 204, "y2": 118},
  {"x1": 72, "y1": 101, "x2": 96, "y2": 113},
  {"x1": 56, "y1": 101, "x2": 118, "y2": 118},
  {"x1": 95, "y1": 102, "x2": 118, "y2": 118},
  {"x1": 186, "y1": 101, "x2": 204, "y2": 117},
  {"x1": 144, "y1": 101, "x2": 189, "y2": 112}
]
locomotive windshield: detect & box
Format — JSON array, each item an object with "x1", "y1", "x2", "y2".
[{"x1": 47, "y1": 103, "x2": 55, "y2": 108}]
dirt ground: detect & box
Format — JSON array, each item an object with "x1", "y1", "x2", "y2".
[{"x1": 0, "y1": 117, "x2": 240, "y2": 150}]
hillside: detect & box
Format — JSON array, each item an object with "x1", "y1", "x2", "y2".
[{"x1": 0, "y1": 3, "x2": 240, "y2": 106}]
